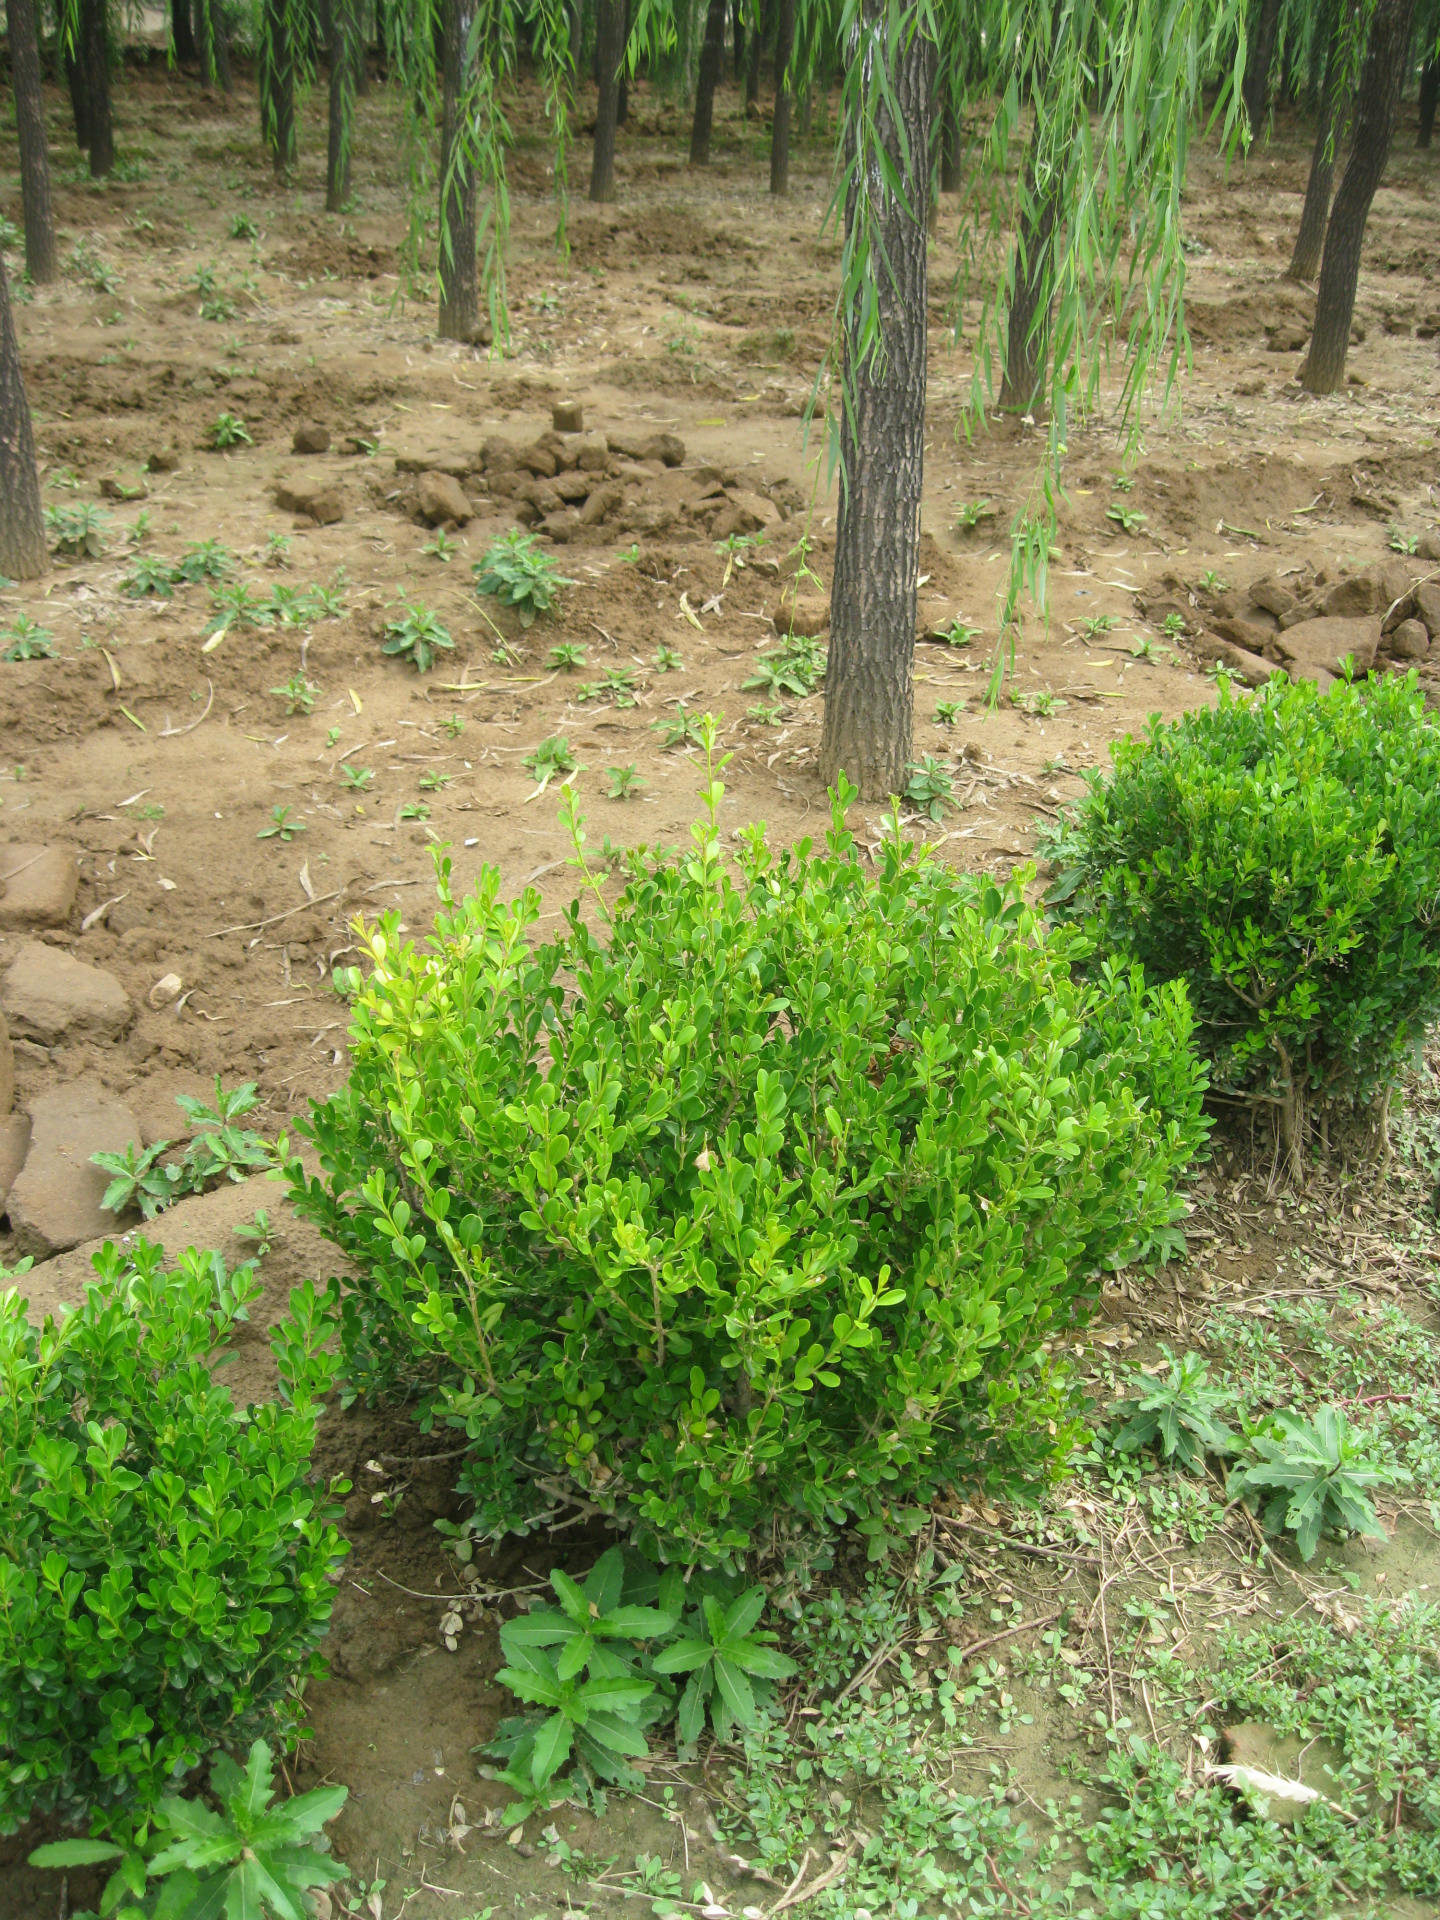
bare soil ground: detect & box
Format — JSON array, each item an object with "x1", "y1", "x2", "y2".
[{"x1": 3, "y1": 49, "x2": 1440, "y2": 1920}]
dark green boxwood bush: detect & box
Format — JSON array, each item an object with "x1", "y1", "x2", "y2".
[
  {"x1": 0, "y1": 1243, "x2": 346, "y2": 1836},
  {"x1": 1046, "y1": 671, "x2": 1440, "y2": 1169},
  {"x1": 289, "y1": 772, "x2": 1207, "y2": 1567}
]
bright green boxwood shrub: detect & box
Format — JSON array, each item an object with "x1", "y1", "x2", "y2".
[
  {"x1": 288, "y1": 773, "x2": 1207, "y2": 1567},
  {"x1": 0, "y1": 1244, "x2": 347, "y2": 1837},
  {"x1": 1046, "y1": 671, "x2": 1440, "y2": 1166}
]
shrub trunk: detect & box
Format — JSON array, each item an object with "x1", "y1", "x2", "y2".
[
  {"x1": 1286, "y1": 73, "x2": 1339, "y2": 282},
  {"x1": 80, "y1": 0, "x2": 114, "y2": 178},
  {"x1": 1242, "y1": 0, "x2": 1282, "y2": 137},
  {"x1": 999, "y1": 157, "x2": 1057, "y2": 413},
  {"x1": 261, "y1": 0, "x2": 299, "y2": 178},
  {"x1": 1419, "y1": 56, "x2": 1438, "y2": 147},
  {"x1": 327, "y1": 0, "x2": 357, "y2": 210}
]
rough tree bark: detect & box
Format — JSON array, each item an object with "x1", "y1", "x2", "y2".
[
  {"x1": 80, "y1": 0, "x2": 114, "y2": 177},
  {"x1": 327, "y1": 0, "x2": 357, "y2": 210},
  {"x1": 1419, "y1": 57, "x2": 1438, "y2": 147},
  {"x1": 0, "y1": 256, "x2": 47, "y2": 582},
  {"x1": 818, "y1": 4, "x2": 934, "y2": 802},
  {"x1": 731, "y1": 0, "x2": 743, "y2": 78},
  {"x1": 1303, "y1": 0, "x2": 1417, "y2": 394},
  {"x1": 769, "y1": 0, "x2": 796, "y2": 191},
  {"x1": 9, "y1": 0, "x2": 58, "y2": 284},
  {"x1": 999, "y1": 154, "x2": 1057, "y2": 412},
  {"x1": 64, "y1": 49, "x2": 91, "y2": 151},
  {"x1": 589, "y1": 0, "x2": 623, "y2": 201},
  {"x1": 261, "y1": 0, "x2": 299, "y2": 178},
  {"x1": 437, "y1": 0, "x2": 479, "y2": 339},
  {"x1": 617, "y1": 0, "x2": 631, "y2": 126},
  {"x1": 689, "y1": 0, "x2": 728, "y2": 164},
  {"x1": 1242, "y1": 0, "x2": 1282, "y2": 138}
]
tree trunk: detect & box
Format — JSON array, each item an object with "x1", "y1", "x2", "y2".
[
  {"x1": 744, "y1": 0, "x2": 763, "y2": 113},
  {"x1": 938, "y1": 94, "x2": 962, "y2": 192},
  {"x1": 437, "y1": 0, "x2": 479, "y2": 339},
  {"x1": 64, "y1": 49, "x2": 91, "y2": 150},
  {"x1": 589, "y1": 0, "x2": 623, "y2": 201},
  {"x1": 1419, "y1": 57, "x2": 1438, "y2": 147},
  {"x1": 768, "y1": 0, "x2": 795, "y2": 191},
  {"x1": 327, "y1": 0, "x2": 357, "y2": 210},
  {"x1": 261, "y1": 0, "x2": 298, "y2": 178},
  {"x1": 818, "y1": 2, "x2": 933, "y2": 802},
  {"x1": 731, "y1": 0, "x2": 743, "y2": 78},
  {"x1": 0, "y1": 257, "x2": 47, "y2": 583},
  {"x1": 1286, "y1": 76, "x2": 1337, "y2": 281},
  {"x1": 198, "y1": 0, "x2": 233, "y2": 92},
  {"x1": 999, "y1": 155, "x2": 1058, "y2": 413},
  {"x1": 9, "y1": 0, "x2": 58, "y2": 284},
  {"x1": 172, "y1": 0, "x2": 197, "y2": 62},
  {"x1": 616, "y1": 0, "x2": 631, "y2": 126},
  {"x1": 689, "y1": 0, "x2": 727, "y2": 164},
  {"x1": 1302, "y1": 0, "x2": 1416, "y2": 394},
  {"x1": 1242, "y1": 0, "x2": 1282, "y2": 138},
  {"x1": 80, "y1": 0, "x2": 114, "y2": 178}
]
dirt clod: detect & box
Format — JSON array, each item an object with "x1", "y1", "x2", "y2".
[
  {"x1": 271, "y1": 475, "x2": 346, "y2": 524},
  {"x1": 0, "y1": 845, "x2": 79, "y2": 932},
  {"x1": 414, "y1": 470, "x2": 473, "y2": 528},
  {"x1": 293, "y1": 423, "x2": 332, "y2": 455},
  {"x1": 7, "y1": 1081, "x2": 142, "y2": 1258},
  {"x1": 552, "y1": 400, "x2": 585, "y2": 433},
  {"x1": 2, "y1": 944, "x2": 133, "y2": 1046}
]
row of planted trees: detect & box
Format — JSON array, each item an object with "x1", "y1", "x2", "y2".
[{"x1": 2, "y1": 0, "x2": 1438, "y2": 792}]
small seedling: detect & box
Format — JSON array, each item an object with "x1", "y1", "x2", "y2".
[
  {"x1": 1, "y1": 616, "x2": 57, "y2": 662},
  {"x1": 129, "y1": 510, "x2": 152, "y2": 546},
  {"x1": 1107, "y1": 1349, "x2": 1236, "y2": 1471},
  {"x1": 231, "y1": 1208, "x2": 272, "y2": 1255},
  {"x1": 1107, "y1": 504, "x2": 1147, "y2": 534},
  {"x1": 397, "y1": 800, "x2": 430, "y2": 822},
  {"x1": 523, "y1": 735, "x2": 577, "y2": 793},
  {"x1": 1230, "y1": 1407, "x2": 1405, "y2": 1561},
  {"x1": 1077, "y1": 613, "x2": 1118, "y2": 639},
  {"x1": 175, "y1": 538, "x2": 235, "y2": 582},
  {"x1": 271, "y1": 674, "x2": 318, "y2": 715},
  {"x1": 1014, "y1": 688, "x2": 1068, "y2": 716},
  {"x1": 1199, "y1": 569, "x2": 1228, "y2": 593},
  {"x1": 1160, "y1": 611, "x2": 1187, "y2": 639},
  {"x1": 744, "y1": 633, "x2": 826, "y2": 698},
  {"x1": 903, "y1": 756, "x2": 956, "y2": 821},
  {"x1": 605, "y1": 764, "x2": 644, "y2": 800},
  {"x1": 122, "y1": 554, "x2": 175, "y2": 598},
  {"x1": 1388, "y1": 525, "x2": 1420, "y2": 555},
  {"x1": 653, "y1": 643, "x2": 683, "y2": 672},
  {"x1": 440, "y1": 712, "x2": 465, "y2": 738},
  {"x1": 325, "y1": 726, "x2": 342, "y2": 748},
  {"x1": 300, "y1": 574, "x2": 347, "y2": 620},
  {"x1": 257, "y1": 804, "x2": 305, "y2": 841},
  {"x1": 578, "y1": 667, "x2": 639, "y2": 708},
  {"x1": 747, "y1": 702, "x2": 784, "y2": 725},
  {"x1": 473, "y1": 531, "x2": 573, "y2": 626},
  {"x1": 382, "y1": 601, "x2": 454, "y2": 674},
  {"x1": 651, "y1": 704, "x2": 707, "y2": 749},
  {"x1": 340, "y1": 764, "x2": 374, "y2": 791},
  {"x1": 45, "y1": 503, "x2": 108, "y2": 557},
  {"x1": 229, "y1": 211, "x2": 260, "y2": 239},
  {"x1": 954, "y1": 499, "x2": 996, "y2": 530},
  {"x1": 548, "y1": 642, "x2": 587, "y2": 671},
  {"x1": 423, "y1": 527, "x2": 459, "y2": 562},
  {"x1": 418, "y1": 769, "x2": 452, "y2": 792},
  {"x1": 264, "y1": 530, "x2": 292, "y2": 567},
  {"x1": 933, "y1": 699, "x2": 965, "y2": 725},
  {"x1": 204, "y1": 582, "x2": 275, "y2": 640},
  {"x1": 1111, "y1": 472, "x2": 1136, "y2": 493},
  {"x1": 208, "y1": 412, "x2": 252, "y2": 449},
  {"x1": 939, "y1": 619, "x2": 981, "y2": 648},
  {"x1": 715, "y1": 530, "x2": 765, "y2": 587}
]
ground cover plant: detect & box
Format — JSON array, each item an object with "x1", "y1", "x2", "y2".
[
  {"x1": 0, "y1": 1245, "x2": 347, "y2": 1836},
  {"x1": 288, "y1": 737, "x2": 1208, "y2": 1567},
  {"x1": 1045, "y1": 672, "x2": 1440, "y2": 1175}
]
